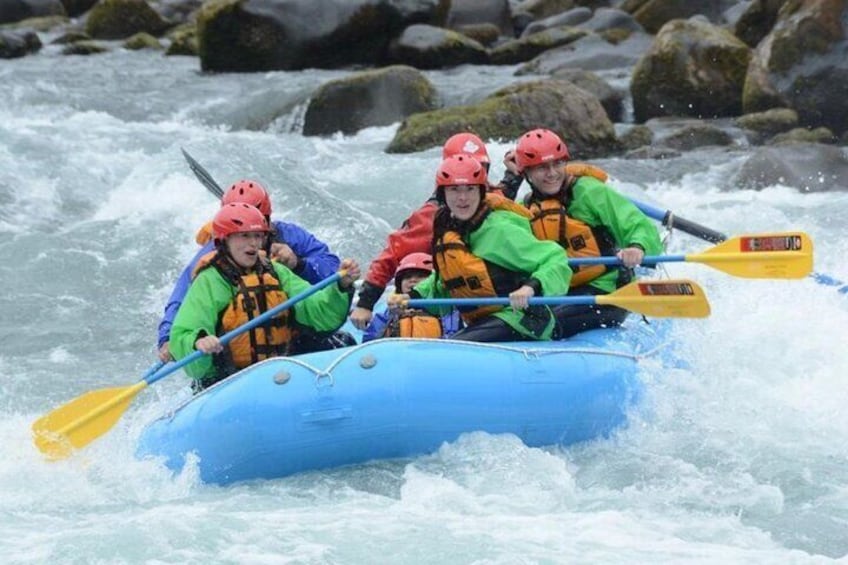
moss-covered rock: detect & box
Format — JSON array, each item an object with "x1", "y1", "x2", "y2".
[
  {"x1": 455, "y1": 23, "x2": 500, "y2": 46},
  {"x1": 124, "y1": 31, "x2": 161, "y2": 50},
  {"x1": 767, "y1": 127, "x2": 836, "y2": 145},
  {"x1": 61, "y1": 39, "x2": 109, "y2": 55},
  {"x1": 85, "y1": 0, "x2": 169, "y2": 40},
  {"x1": 742, "y1": 0, "x2": 848, "y2": 135},
  {"x1": 304, "y1": 66, "x2": 439, "y2": 136},
  {"x1": 4, "y1": 15, "x2": 67, "y2": 31},
  {"x1": 660, "y1": 123, "x2": 735, "y2": 151},
  {"x1": 489, "y1": 25, "x2": 586, "y2": 65},
  {"x1": 632, "y1": 0, "x2": 730, "y2": 34},
  {"x1": 198, "y1": 0, "x2": 449, "y2": 72},
  {"x1": 735, "y1": 108, "x2": 799, "y2": 142},
  {"x1": 0, "y1": 0, "x2": 64, "y2": 25},
  {"x1": 631, "y1": 18, "x2": 751, "y2": 122},
  {"x1": 387, "y1": 79, "x2": 618, "y2": 158},
  {"x1": 165, "y1": 22, "x2": 197, "y2": 56},
  {"x1": 388, "y1": 24, "x2": 488, "y2": 69}
]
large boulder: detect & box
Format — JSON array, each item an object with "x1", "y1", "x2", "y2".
[
  {"x1": 60, "y1": 0, "x2": 97, "y2": 17},
  {"x1": 0, "y1": 28, "x2": 41, "y2": 57},
  {"x1": 447, "y1": 0, "x2": 512, "y2": 36},
  {"x1": 85, "y1": 0, "x2": 170, "y2": 39},
  {"x1": 490, "y1": 25, "x2": 587, "y2": 65},
  {"x1": 631, "y1": 18, "x2": 751, "y2": 122},
  {"x1": 386, "y1": 79, "x2": 618, "y2": 158},
  {"x1": 387, "y1": 23, "x2": 488, "y2": 68},
  {"x1": 0, "y1": 0, "x2": 64, "y2": 24},
  {"x1": 734, "y1": 142, "x2": 848, "y2": 191},
  {"x1": 303, "y1": 66, "x2": 439, "y2": 136},
  {"x1": 551, "y1": 67, "x2": 624, "y2": 122},
  {"x1": 742, "y1": 0, "x2": 848, "y2": 136},
  {"x1": 733, "y1": 0, "x2": 785, "y2": 47},
  {"x1": 517, "y1": 30, "x2": 652, "y2": 74},
  {"x1": 630, "y1": 0, "x2": 739, "y2": 34},
  {"x1": 198, "y1": 0, "x2": 449, "y2": 72}
]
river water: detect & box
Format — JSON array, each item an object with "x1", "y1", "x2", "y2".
[{"x1": 1, "y1": 47, "x2": 847, "y2": 563}]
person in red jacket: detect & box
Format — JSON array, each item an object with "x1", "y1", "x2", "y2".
[{"x1": 350, "y1": 132, "x2": 523, "y2": 330}]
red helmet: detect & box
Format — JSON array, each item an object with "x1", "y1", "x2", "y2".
[
  {"x1": 394, "y1": 252, "x2": 434, "y2": 288},
  {"x1": 515, "y1": 129, "x2": 570, "y2": 169},
  {"x1": 442, "y1": 132, "x2": 490, "y2": 165},
  {"x1": 222, "y1": 180, "x2": 272, "y2": 216},
  {"x1": 435, "y1": 154, "x2": 488, "y2": 188},
  {"x1": 213, "y1": 203, "x2": 270, "y2": 241}
]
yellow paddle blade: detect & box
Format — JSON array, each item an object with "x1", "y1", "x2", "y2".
[
  {"x1": 598, "y1": 279, "x2": 711, "y2": 318},
  {"x1": 31, "y1": 382, "x2": 147, "y2": 460},
  {"x1": 690, "y1": 232, "x2": 813, "y2": 279}
]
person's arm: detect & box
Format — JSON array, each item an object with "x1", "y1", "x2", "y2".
[
  {"x1": 357, "y1": 201, "x2": 439, "y2": 311},
  {"x1": 570, "y1": 177, "x2": 663, "y2": 256},
  {"x1": 273, "y1": 221, "x2": 340, "y2": 283},
  {"x1": 362, "y1": 309, "x2": 390, "y2": 342},
  {"x1": 276, "y1": 262, "x2": 354, "y2": 333},
  {"x1": 473, "y1": 211, "x2": 572, "y2": 297},
  {"x1": 157, "y1": 242, "x2": 215, "y2": 349},
  {"x1": 169, "y1": 268, "x2": 228, "y2": 381}
]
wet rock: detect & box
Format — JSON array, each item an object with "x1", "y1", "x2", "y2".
[
  {"x1": 447, "y1": 0, "x2": 513, "y2": 36},
  {"x1": 580, "y1": 7, "x2": 644, "y2": 34},
  {"x1": 735, "y1": 142, "x2": 848, "y2": 191},
  {"x1": 515, "y1": 0, "x2": 577, "y2": 20},
  {"x1": 767, "y1": 127, "x2": 836, "y2": 146},
  {"x1": 123, "y1": 31, "x2": 161, "y2": 50},
  {"x1": 631, "y1": 0, "x2": 738, "y2": 34},
  {"x1": 660, "y1": 123, "x2": 735, "y2": 150},
  {"x1": 51, "y1": 30, "x2": 89, "y2": 43},
  {"x1": 0, "y1": 0, "x2": 64, "y2": 25},
  {"x1": 734, "y1": 0, "x2": 784, "y2": 47},
  {"x1": 388, "y1": 24, "x2": 488, "y2": 68},
  {"x1": 198, "y1": 0, "x2": 448, "y2": 72},
  {"x1": 624, "y1": 145, "x2": 681, "y2": 159},
  {"x1": 0, "y1": 28, "x2": 41, "y2": 58},
  {"x1": 551, "y1": 68, "x2": 624, "y2": 122},
  {"x1": 631, "y1": 18, "x2": 751, "y2": 122},
  {"x1": 61, "y1": 39, "x2": 108, "y2": 54},
  {"x1": 387, "y1": 79, "x2": 618, "y2": 158},
  {"x1": 455, "y1": 23, "x2": 501, "y2": 46},
  {"x1": 743, "y1": 0, "x2": 848, "y2": 136},
  {"x1": 303, "y1": 66, "x2": 438, "y2": 136},
  {"x1": 521, "y1": 7, "x2": 592, "y2": 37},
  {"x1": 3, "y1": 14, "x2": 67, "y2": 31},
  {"x1": 518, "y1": 29, "x2": 651, "y2": 74},
  {"x1": 165, "y1": 22, "x2": 196, "y2": 56},
  {"x1": 618, "y1": 124, "x2": 654, "y2": 150},
  {"x1": 60, "y1": 0, "x2": 97, "y2": 17},
  {"x1": 490, "y1": 25, "x2": 586, "y2": 65},
  {"x1": 735, "y1": 108, "x2": 799, "y2": 143},
  {"x1": 85, "y1": 0, "x2": 170, "y2": 40}
]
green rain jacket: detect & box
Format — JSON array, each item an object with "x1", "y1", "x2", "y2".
[
  {"x1": 412, "y1": 209, "x2": 571, "y2": 340},
  {"x1": 558, "y1": 175, "x2": 663, "y2": 293},
  {"x1": 170, "y1": 260, "x2": 351, "y2": 381}
]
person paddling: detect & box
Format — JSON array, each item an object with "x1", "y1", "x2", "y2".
[
  {"x1": 362, "y1": 252, "x2": 462, "y2": 341},
  {"x1": 515, "y1": 128, "x2": 663, "y2": 337},
  {"x1": 390, "y1": 155, "x2": 570, "y2": 342},
  {"x1": 157, "y1": 179, "x2": 345, "y2": 361},
  {"x1": 350, "y1": 132, "x2": 521, "y2": 332},
  {"x1": 169, "y1": 203, "x2": 359, "y2": 392}
]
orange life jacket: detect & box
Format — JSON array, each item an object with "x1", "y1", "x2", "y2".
[
  {"x1": 195, "y1": 253, "x2": 292, "y2": 370},
  {"x1": 433, "y1": 194, "x2": 529, "y2": 325},
  {"x1": 526, "y1": 169, "x2": 620, "y2": 288},
  {"x1": 385, "y1": 311, "x2": 443, "y2": 339}
]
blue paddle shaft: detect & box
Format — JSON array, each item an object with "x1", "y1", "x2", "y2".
[
  {"x1": 629, "y1": 198, "x2": 727, "y2": 243},
  {"x1": 569, "y1": 255, "x2": 684, "y2": 267},
  {"x1": 145, "y1": 272, "x2": 342, "y2": 386},
  {"x1": 407, "y1": 296, "x2": 598, "y2": 307}
]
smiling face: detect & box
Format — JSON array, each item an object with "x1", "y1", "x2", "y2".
[
  {"x1": 444, "y1": 184, "x2": 482, "y2": 221},
  {"x1": 225, "y1": 231, "x2": 267, "y2": 269},
  {"x1": 526, "y1": 159, "x2": 568, "y2": 196}
]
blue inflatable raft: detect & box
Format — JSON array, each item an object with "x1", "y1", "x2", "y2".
[{"x1": 137, "y1": 321, "x2": 669, "y2": 485}]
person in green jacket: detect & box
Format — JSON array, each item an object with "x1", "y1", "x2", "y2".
[
  {"x1": 514, "y1": 128, "x2": 663, "y2": 337},
  {"x1": 170, "y1": 203, "x2": 360, "y2": 391},
  {"x1": 389, "y1": 154, "x2": 571, "y2": 343}
]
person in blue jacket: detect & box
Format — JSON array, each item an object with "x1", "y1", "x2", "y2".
[
  {"x1": 363, "y1": 252, "x2": 462, "y2": 342},
  {"x1": 157, "y1": 179, "x2": 344, "y2": 361}
]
